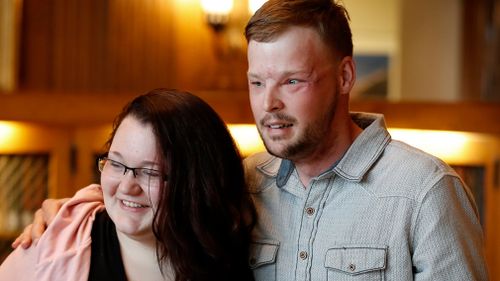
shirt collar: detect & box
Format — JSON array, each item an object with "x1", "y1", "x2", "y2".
[
  {"x1": 333, "y1": 112, "x2": 391, "y2": 182},
  {"x1": 257, "y1": 112, "x2": 391, "y2": 187}
]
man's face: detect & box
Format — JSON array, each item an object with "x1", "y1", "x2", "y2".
[{"x1": 247, "y1": 26, "x2": 339, "y2": 161}]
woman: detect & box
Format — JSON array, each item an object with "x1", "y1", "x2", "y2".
[{"x1": 0, "y1": 89, "x2": 256, "y2": 281}]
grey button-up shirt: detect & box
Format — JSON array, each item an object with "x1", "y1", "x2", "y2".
[{"x1": 244, "y1": 113, "x2": 487, "y2": 281}]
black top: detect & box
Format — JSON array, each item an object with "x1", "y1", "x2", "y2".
[{"x1": 88, "y1": 211, "x2": 127, "y2": 281}]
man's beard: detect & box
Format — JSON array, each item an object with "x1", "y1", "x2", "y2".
[{"x1": 259, "y1": 99, "x2": 337, "y2": 161}]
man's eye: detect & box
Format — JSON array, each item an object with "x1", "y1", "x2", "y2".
[
  {"x1": 250, "y1": 81, "x2": 262, "y2": 87},
  {"x1": 287, "y1": 79, "x2": 299, "y2": 84}
]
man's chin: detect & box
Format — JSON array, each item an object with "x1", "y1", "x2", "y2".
[
  {"x1": 263, "y1": 141, "x2": 292, "y2": 159},
  {"x1": 263, "y1": 140, "x2": 284, "y2": 157},
  {"x1": 264, "y1": 138, "x2": 312, "y2": 161}
]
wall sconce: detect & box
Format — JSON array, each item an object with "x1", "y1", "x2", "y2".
[
  {"x1": 200, "y1": 0, "x2": 267, "y2": 33},
  {"x1": 200, "y1": 0, "x2": 267, "y2": 88},
  {"x1": 200, "y1": 0, "x2": 234, "y2": 33}
]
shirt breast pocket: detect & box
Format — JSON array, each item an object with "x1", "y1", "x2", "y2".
[
  {"x1": 249, "y1": 239, "x2": 279, "y2": 281},
  {"x1": 324, "y1": 245, "x2": 387, "y2": 281}
]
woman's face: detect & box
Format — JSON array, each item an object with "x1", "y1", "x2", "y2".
[{"x1": 101, "y1": 115, "x2": 162, "y2": 240}]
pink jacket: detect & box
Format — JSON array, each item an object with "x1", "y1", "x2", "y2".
[{"x1": 0, "y1": 184, "x2": 105, "y2": 281}]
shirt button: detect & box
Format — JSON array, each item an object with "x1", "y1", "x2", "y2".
[
  {"x1": 348, "y1": 263, "x2": 356, "y2": 272},
  {"x1": 305, "y1": 207, "x2": 315, "y2": 216},
  {"x1": 299, "y1": 251, "x2": 308, "y2": 260}
]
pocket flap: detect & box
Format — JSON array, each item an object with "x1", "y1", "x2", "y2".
[
  {"x1": 324, "y1": 245, "x2": 387, "y2": 275},
  {"x1": 249, "y1": 239, "x2": 280, "y2": 269}
]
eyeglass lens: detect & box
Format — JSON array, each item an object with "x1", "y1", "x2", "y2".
[{"x1": 98, "y1": 157, "x2": 163, "y2": 187}]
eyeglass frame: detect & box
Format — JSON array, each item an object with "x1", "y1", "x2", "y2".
[{"x1": 97, "y1": 156, "x2": 168, "y2": 185}]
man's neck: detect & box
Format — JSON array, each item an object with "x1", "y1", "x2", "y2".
[{"x1": 294, "y1": 117, "x2": 362, "y2": 187}]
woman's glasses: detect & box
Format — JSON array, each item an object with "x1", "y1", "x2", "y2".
[{"x1": 97, "y1": 157, "x2": 166, "y2": 187}]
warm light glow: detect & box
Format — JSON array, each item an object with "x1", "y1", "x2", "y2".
[
  {"x1": 248, "y1": 0, "x2": 267, "y2": 14},
  {"x1": 0, "y1": 121, "x2": 67, "y2": 153},
  {"x1": 226, "y1": 125, "x2": 494, "y2": 164},
  {"x1": 200, "y1": 0, "x2": 233, "y2": 15},
  {"x1": 388, "y1": 128, "x2": 489, "y2": 164},
  {"x1": 1, "y1": 120, "x2": 496, "y2": 169},
  {"x1": 0, "y1": 121, "x2": 18, "y2": 149},
  {"x1": 227, "y1": 124, "x2": 265, "y2": 157}
]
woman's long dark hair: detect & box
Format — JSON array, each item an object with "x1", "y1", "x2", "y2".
[{"x1": 107, "y1": 89, "x2": 256, "y2": 281}]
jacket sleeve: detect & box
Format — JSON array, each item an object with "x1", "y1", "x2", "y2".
[
  {"x1": 411, "y1": 175, "x2": 488, "y2": 280},
  {"x1": 0, "y1": 184, "x2": 105, "y2": 281}
]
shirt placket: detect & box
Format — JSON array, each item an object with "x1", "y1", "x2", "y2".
[{"x1": 294, "y1": 177, "x2": 330, "y2": 281}]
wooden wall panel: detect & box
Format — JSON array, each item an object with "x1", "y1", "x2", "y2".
[
  {"x1": 0, "y1": 0, "x2": 22, "y2": 91},
  {"x1": 170, "y1": 0, "x2": 249, "y2": 92},
  {"x1": 461, "y1": 0, "x2": 500, "y2": 101},
  {"x1": 17, "y1": 0, "x2": 249, "y2": 93},
  {"x1": 19, "y1": 0, "x2": 175, "y2": 92}
]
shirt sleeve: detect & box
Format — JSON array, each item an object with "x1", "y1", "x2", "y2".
[{"x1": 411, "y1": 174, "x2": 488, "y2": 280}]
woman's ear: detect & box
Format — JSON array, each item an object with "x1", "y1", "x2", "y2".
[{"x1": 338, "y1": 56, "x2": 356, "y2": 95}]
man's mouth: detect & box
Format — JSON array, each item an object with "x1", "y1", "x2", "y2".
[{"x1": 268, "y1": 123, "x2": 293, "y2": 129}]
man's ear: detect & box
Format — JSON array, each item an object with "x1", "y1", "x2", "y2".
[{"x1": 338, "y1": 56, "x2": 356, "y2": 95}]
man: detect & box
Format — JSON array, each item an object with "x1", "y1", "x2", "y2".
[
  {"x1": 14, "y1": 0, "x2": 488, "y2": 280},
  {"x1": 242, "y1": 0, "x2": 486, "y2": 280}
]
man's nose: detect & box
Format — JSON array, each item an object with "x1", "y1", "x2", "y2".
[{"x1": 263, "y1": 87, "x2": 284, "y2": 112}]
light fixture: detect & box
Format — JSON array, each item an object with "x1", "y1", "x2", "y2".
[
  {"x1": 200, "y1": 0, "x2": 234, "y2": 32},
  {"x1": 200, "y1": 0, "x2": 267, "y2": 32},
  {"x1": 199, "y1": 0, "x2": 268, "y2": 71}
]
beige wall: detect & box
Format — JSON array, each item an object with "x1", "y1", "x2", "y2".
[
  {"x1": 343, "y1": 0, "x2": 401, "y2": 101},
  {"x1": 400, "y1": 0, "x2": 463, "y2": 101},
  {"x1": 344, "y1": 0, "x2": 400, "y2": 54},
  {"x1": 345, "y1": 0, "x2": 464, "y2": 101}
]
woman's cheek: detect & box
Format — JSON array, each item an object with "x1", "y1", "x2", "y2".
[
  {"x1": 150, "y1": 188, "x2": 161, "y2": 208},
  {"x1": 100, "y1": 175, "x2": 118, "y2": 196}
]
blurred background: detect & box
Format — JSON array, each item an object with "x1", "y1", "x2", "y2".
[{"x1": 0, "y1": 0, "x2": 499, "y2": 277}]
